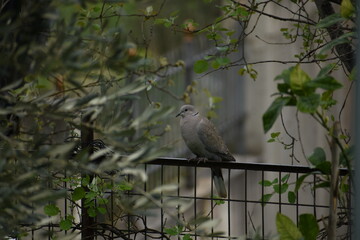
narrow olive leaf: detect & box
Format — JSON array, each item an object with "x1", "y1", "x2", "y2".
[
  {"x1": 299, "y1": 214, "x2": 319, "y2": 240},
  {"x1": 194, "y1": 59, "x2": 209, "y2": 74},
  {"x1": 308, "y1": 147, "x2": 326, "y2": 166},
  {"x1": 262, "y1": 97, "x2": 291, "y2": 133},
  {"x1": 276, "y1": 213, "x2": 303, "y2": 240},
  {"x1": 317, "y1": 63, "x2": 336, "y2": 78},
  {"x1": 297, "y1": 93, "x2": 320, "y2": 113},
  {"x1": 316, "y1": 13, "x2": 343, "y2": 29},
  {"x1": 320, "y1": 32, "x2": 355, "y2": 54}
]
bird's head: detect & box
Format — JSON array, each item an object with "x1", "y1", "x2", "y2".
[{"x1": 176, "y1": 105, "x2": 199, "y2": 118}]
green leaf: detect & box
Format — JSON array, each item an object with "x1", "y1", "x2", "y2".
[
  {"x1": 316, "y1": 13, "x2": 343, "y2": 29},
  {"x1": 211, "y1": 60, "x2": 220, "y2": 69},
  {"x1": 316, "y1": 161, "x2": 331, "y2": 174},
  {"x1": 271, "y1": 132, "x2": 281, "y2": 138},
  {"x1": 340, "y1": 0, "x2": 355, "y2": 18},
  {"x1": 97, "y1": 207, "x2": 106, "y2": 214},
  {"x1": 183, "y1": 234, "x2": 193, "y2": 240},
  {"x1": 276, "y1": 213, "x2": 303, "y2": 240},
  {"x1": 275, "y1": 67, "x2": 294, "y2": 84},
  {"x1": 307, "y1": 76, "x2": 342, "y2": 90},
  {"x1": 299, "y1": 214, "x2": 319, "y2": 240},
  {"x1": 320, "y1": 32, "x2": 355, "y2": 54},
  {"x1": 118, "y1": 181, "x2": 133, "y2": 191},
  {"x1": 277, "y1": 83, "x2": 291, "y2": 94},
  {"x1": 262, "y1": 97, "x2": 291, "y2": 133},
  {"x1": 194, "y1": 60, "x2": 209, "y2": 74},
  {"x1": 72, "y1": 187, "x2": 86, "y2": 201},
  {"x1": 308, "y1": 147, "x2": 326, "y2": 166},
  {"x1": 88, "y1": 207, "x2": 97, "y2": 217},
  {"x1": 297, "y1": 93, "x2": 320, "y2": 113},
  {"x1": 216, "y1": 57, "x2": 230, "y2": 66},
  {"x1": 314, "y1": 181, "x2": 330, "y2": 189},
  {"x1": 290, "y1": 65, "x2": 311, "y2": 92},
  {"x1": 259, "y1": 180, "x2": 273, "y2": 186},
  {"x1": 213, "y1": 196, "x2": 225, "y2": 205},
  {"x1": 273, "y1": 183, "x2": 289, "y2": 194},
  {"x1": 317, "y1": 64, "x2": 336, "y2": 78},
  {"x1": 44, "y1": 204, "x2": 60, "y2": 216},
  {"x1": 60, "y1": 218, "x2": 72, "y2": 231},
  {"x1": 281, "y1": 174, "x2": 290, "y2": 183},
  {"x1": 295, "y1": 174, "x2": 310, "y2": 192},
  {"x1": 261, "y1": 193, "x2": 274, "y2": 204},
  {"x1": 82, "y1": 175, "x2": 90, "y2": 186},
  {"x1": 288, "y1": 191, "x2": 296, "y2": 204},
  {"x1": 164, "y1": 225, "x2": 183, "y2": 236}
]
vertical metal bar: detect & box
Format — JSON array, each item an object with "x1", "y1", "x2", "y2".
[
  {"x1": 161, "y1": 165, "x2": 164, "y2": 240},
  {"x1": 211, "y1": 168, "x2": 214, "y2": 239},
  {"x1": 110, "y1": 178, "x2": 114, "y2": 240},
  {"x1": 279, "y1": 172, "x2": 282, "y2": 214},
  {"x1": 127, "y1": 174, "x2": 131, "y2": 239},
  {"x1": 245, "y1": 170, "x2": 248, "y2": 236},
  {"x1": 64, "y1": 170, "x2": 68, "y2": 236},
  {"x1": 194, "y1": 166, "x2": 197, "y2": 240},
  {"x1": 348, "y1": 175, "x2": 352, "y2": 239},
  {"x1": 227, "y1": 168, "x2": 231, "y2": 237},
  {"x1": 144, "y1": 164, "x2": 148, "y2": 240},
  {"x1": 313, "y1": 174, "x2": 317, "y2": 218},
  {"x1": 178, "y1": 166, "x2": 181, "y2": 240},
  {"x1": 261, "y1": 170, "x2": 265, "y2": 239},
  {"x1": 296, "y1": 173, "x2": 299, "y2": 227}
]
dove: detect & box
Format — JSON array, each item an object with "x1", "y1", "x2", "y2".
[{"x1": 176, "y1": 105, "x2": 236, "y2": 198}]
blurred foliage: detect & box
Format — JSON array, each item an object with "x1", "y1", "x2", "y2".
[
  {"x1": 0, "y1": 0, "x2": 229, "y2": 238},
  {"x1": 0, "y1": 0, "x2": 182, "y2": 238}
]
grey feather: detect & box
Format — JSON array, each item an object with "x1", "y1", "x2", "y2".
[{"x1": 177, "y1": 105, "x2": 236, "y2": 198}]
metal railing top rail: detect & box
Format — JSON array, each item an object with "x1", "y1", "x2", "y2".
[{"x1": 147, "y1": 157, "x2": 349, "y2": 175}]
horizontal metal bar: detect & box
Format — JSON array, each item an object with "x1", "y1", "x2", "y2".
[{"x1": 147, "y1": 157, "x2": 349, "y2": 175}]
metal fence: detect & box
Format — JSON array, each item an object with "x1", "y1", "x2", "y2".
[{"x1": 27, "y1": 157, "x2": 351, "y2": 240}]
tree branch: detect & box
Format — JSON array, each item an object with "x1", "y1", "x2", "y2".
[{"x1": 314, "y1": 0, "x2": 355, "y2": 72}]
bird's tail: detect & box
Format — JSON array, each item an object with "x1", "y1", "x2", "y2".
[{"x1": 211, "y1": 167, "x2": 227, "y2": 198}]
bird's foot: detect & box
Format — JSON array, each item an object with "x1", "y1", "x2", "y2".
[
  {"x1": 195, "y1": 157, "x2": 208, "y2": 164},
  {"x1": 187, "y1": 157, "x2": 208, "y2": 164}
]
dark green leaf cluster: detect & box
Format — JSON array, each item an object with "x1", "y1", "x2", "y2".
[{"x1": 262, "y1": 64, "x2": 342, "y2": 133}]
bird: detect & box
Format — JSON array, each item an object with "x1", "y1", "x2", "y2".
[{"x1": 176, "y1": 105, "x2": 236, "y2": 198}]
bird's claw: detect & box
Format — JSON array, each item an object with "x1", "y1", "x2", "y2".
[{"x1": 187, "y1": 157, "x2": 208, "y2": 164}]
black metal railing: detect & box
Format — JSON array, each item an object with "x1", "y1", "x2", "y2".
[{"x1": 27, "y1": 157, "x2": 351, "y2": 240}]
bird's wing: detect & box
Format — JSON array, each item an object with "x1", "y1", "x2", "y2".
[{"x1": 197, "y1": 117, "x2": 235, "y2": 162}]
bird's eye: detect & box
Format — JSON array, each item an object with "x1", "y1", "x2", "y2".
[{"x1": 185, "y1": 109, "x2": 188, "y2": 111}]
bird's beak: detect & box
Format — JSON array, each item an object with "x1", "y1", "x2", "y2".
[{"x1": 176, "y1": 112, "x2": 181, "y2": 117}]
